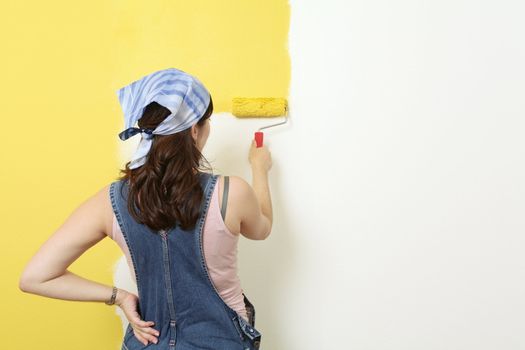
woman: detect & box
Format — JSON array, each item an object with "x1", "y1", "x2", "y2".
[{"x1": 19, "y1": 68, "x2": 273, "y2": 350}]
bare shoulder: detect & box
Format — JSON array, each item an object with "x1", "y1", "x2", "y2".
[
  {"x1": 226, "y1": 175, "x2": 252, "y2": 199},
  {"x1": 220, "y1": 175, "x2": 269, "y2": 240},
  {"x1": 216, "y1": 175, "x2": 250, "y2": 235},
  {"x1": 223, "y1": 175, "x2": 256, "y2": 211},
  {"x1": 94, "y1": 183, "x2": 115, "y2": 238}
]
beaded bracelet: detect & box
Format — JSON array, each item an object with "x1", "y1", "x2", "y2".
[{"x1": 105, "y1": 286, "x2": 118, "y2": 305}]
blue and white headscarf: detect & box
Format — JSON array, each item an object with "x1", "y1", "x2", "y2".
[{"x1": 116, "y1": 67, "x2": 211, "y2": 169}]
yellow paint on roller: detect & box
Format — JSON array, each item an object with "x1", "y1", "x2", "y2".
[{"x1": 232, "y1": 97, "x2": 288, "y2": 118}]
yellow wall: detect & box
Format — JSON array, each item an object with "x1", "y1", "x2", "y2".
[{"x1": 1, "y1": 1, "x2": 289, "y2": 348}]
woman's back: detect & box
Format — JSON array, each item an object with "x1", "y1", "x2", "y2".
[
  {"x1": 110, "y1": 172, "x2": 263, "y2": 349},
  {"x1": 109, "y1": 174, "x2": 249, "y2": 323}
]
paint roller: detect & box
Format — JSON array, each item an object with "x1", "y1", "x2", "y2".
[{"x1": 231, "y1": 97, "x2": 289, "y2": 147}]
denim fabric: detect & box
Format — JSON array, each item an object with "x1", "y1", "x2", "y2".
[{"x1": 110, "y1": 172, "x2": 262, "y2": 350}]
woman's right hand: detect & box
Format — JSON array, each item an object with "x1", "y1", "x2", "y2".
[
  {"x1": 249, "y1": 139, "x2": 272, "y2": 172},
  {"x1": 116, "y1": 289, "x2": 159, "y2": 346}
]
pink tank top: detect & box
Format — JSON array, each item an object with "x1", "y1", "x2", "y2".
[{"x1": 109, "y1": 180, "x2": 249, "y2": 322}]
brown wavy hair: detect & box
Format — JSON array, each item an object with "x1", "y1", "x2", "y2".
[{"x1": 116, "y1": 98, "x2": 214, "y2": 232}]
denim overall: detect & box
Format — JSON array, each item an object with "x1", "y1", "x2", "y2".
[{"x1": 109, "y1": 172, "x2": 262, "y2": 350}]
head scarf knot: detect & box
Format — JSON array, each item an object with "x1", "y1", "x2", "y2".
[
  {"x1": 118, "y1": 127, "x2": 154, "y2": 141},
  {"x1": 116, "y1": 67, "x2": 211, "y2": 169}
]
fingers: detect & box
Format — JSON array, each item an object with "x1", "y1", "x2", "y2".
[
  {"x1": 119, "y1": 294, "x2": 160, "y2": 345},
  {"x1": 136, "y1": 320, "x2": 155, "y2": 328},
  {"x1": 132, "y1": 322, "x2": 160, "y2": 346}
]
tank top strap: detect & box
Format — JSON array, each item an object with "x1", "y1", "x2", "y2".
[{"x1": 221, "y1": 175, "x2": 229, "y2": 221}]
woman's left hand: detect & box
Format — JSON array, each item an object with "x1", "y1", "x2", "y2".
[{"x1": 116, "y1": 289, "x2": 160, "y2": 345}]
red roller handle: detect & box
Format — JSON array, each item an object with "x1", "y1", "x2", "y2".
[{"x1": 254, "y1": 131, "x2": 264, "y2": 148}]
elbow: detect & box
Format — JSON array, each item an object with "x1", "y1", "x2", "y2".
[
  {"x1": 19, "y1": 270, "x2": 38, "y2": 293},
  {"x1": 260, "y1": 220, "x2": 272, "y2": 240},
  {"x1": 19, "y1": 277, "x2": 32, "y2": 293},
  {"x1": 261, "y1": 230, "x2": 271, "y2": 240}
]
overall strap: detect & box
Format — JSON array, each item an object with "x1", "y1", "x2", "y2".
[{"x1": 220, "y1": 176, "x2": 229, "y2": 221}]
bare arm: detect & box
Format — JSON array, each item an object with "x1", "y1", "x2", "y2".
[
  {"x1": 18, "y1": 184, "x2": 161, "y2": 345},
  {"x1": 236, "y1": 140, "x2": 273, "y2": 240},
  {"x1": 250, "y1": 165, "x2": 273, "y2": 230},
  {"x1": 18, "y1": 185, "x2": 117, "y2": 303}
]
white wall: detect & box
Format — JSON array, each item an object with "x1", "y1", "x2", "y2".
[{"x1": 204, "y1": 1, "x2": 525, "y2": 349}]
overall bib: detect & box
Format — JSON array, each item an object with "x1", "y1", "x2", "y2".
[{"x1": 110, "y1": 172, "x2": 262, "y2": 350}]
